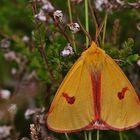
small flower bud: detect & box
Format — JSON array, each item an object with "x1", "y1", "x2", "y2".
[
  {"x1": 95, "y1": 0, "x2": 110, "y2": 11},
  {"x1": 34, "y1": 10, "x2": 46, "y2": 22},
  {"x1": 0, "y1": 39, "x2": 11, "y2": 49},
  {"x1": 137, "y1": 60, "x2": 140, "y2": 66},
  {"x1": 0, "y1": 89, "x2": 11, "y2": 99},
  {"x1": 4, "y1": 51, "x2": 16, "y2": 61},
  {"x1": 53, "y1": 10, "x2": 63, "y2": 23},
  {"x1": 0, "y1": 126, "x2": 12, "y2": 139},
  {"x1": 11, "y1": 68, "x2": 17, "y2": 75},
  {"x1": 42, "y1": 1, "x2": 54, "y2": 12},
  {"x1": 24, "y1": 109, "x2": 37, "y2": 119},
  {"x1": 22, "y1": 35, "x2": 29, "y2": 43},
  {"x1": 68, "y1": 23, "x2": 80, "y2": 33},
  {"x1": 61, "y1": 43, "x2": 74, "y2": 57}
]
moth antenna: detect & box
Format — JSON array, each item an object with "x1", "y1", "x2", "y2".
[
  {"x1": 95, "y1": 19, "x2": 104, "y2": 44},
  {"x1": 94, "y1": 14, "x2": 108, "y2": 47}
]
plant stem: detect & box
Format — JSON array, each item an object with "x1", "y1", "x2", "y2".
[
  {"x1": 84, "y1": 131, "x2": 88, "y2": 140},
  {"x1": 88, "y1": 0, "x2": 98, "y2": 29},
  {"x1": 88, "y1": 131, "x2": 92, "y2": 140},
  {"x1": 119, "y1": 131, "x2": 123, "y2": 140},
  {"x1": 97, "y1": 130, "x2": 100, "y2": 140},
  {"x1": 38, "y1": 45, "x2": 53, "y2": 81},
  {"x1": 67, "y1": 0, "x2": 77, "y2": 53},
  {"x1": 65, "y1": 133, "x2": 70, "y2": 140},
  {"x1": 102, "y1": 13, "x2": 108, "y2": 47},
  {"x1": 31, "y1": 2, "x2": 54, "y2": 81},
  {"x1": 77, "y1": 17, "x2": 92, "y2": 43},
  {"x1": 57, "y1": 23, "x2": 72, "y2": 44},
  {"x1": 68, "y1": 0, "x2": 72, "y2": 23},
  {"x1": 85, "y1": 0, "x2": 89, "y2": 48}
]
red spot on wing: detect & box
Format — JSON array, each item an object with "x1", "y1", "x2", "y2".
[
  {"x1": 118, "y1": 87, "x2": 128, "y2": 100},
  {"x1": 62, "y1": 93, "x2": 75, "y2": 104}
]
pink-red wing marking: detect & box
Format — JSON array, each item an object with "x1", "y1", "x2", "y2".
[
  {"x1": 62, "y1": 92, "x2": 75, "y2": 104},
  {"x1": 91, "y1": 73, "x2": 101, "y2": 121},
  {"x1": 118, "y1": 87, "x2": 128, "y2": 100}
]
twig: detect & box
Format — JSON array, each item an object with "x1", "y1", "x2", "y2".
[
  {"x1": 67, "y1": 0, "x2": 77, "y2": 53},
  {"x1": 56, "y1": 22, "x2": 73, "y2": 44},
  {"x1": 102, "y1": 13, "x2": 108, "y2": 47},
  {"x1": 77, "y1": 17, "x2": 92, "y2": 43},
  {"x1": 31, "y1": 2, "x2": 54, "y2": 81},
  {"x1": 95, "y1": 19, "x2": 104, "y2": 43},
  {"x1": 88, "y1": 0, "x2": 98, "y2": 29},
  {"x1": 87, "y1": 0, "x2": 102, "y2": 46},
  {"x1": 85, "y1": 0, "x2": 89, "y2": 48},
  {"x1": 38, "y1": 45, "x2": 54, "y2": 81},
  {"x1": 48, "y1": 12, "x2": 73, "y2": 45}
]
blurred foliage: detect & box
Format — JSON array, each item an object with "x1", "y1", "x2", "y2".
[{"x1": 0, "y1": 0, "x2": 140, "y2": 140}]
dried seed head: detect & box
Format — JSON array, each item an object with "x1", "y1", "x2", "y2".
[
  {"x1": 34, "y1": 10, "x2": 46, "y2": 21},
  {"x1": 68, "y1": 22, "x2": 80, "y2": 33},
  {"x1": 61, "y1": 43, "x2": 74, "y2": 57},
  {"x1": 30, "y1": 124, "x2": 39, "y2": 140},
  {"x1": 53, "y1": 10, "x2": 63, "y2": 23}
]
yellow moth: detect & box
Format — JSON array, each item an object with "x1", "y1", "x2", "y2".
[{"x1": 46, "y1": 41, "x2": 140, "y2": 132}]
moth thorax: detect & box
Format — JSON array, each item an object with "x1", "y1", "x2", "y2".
[
  {"x1": 82, "y1": 47, "x2": 106, "y2": 72},
  {"x1": 91, "y1": 62, "x2": 104, "y2": 73}
]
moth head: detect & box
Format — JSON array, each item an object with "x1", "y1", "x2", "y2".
[{"x1": 82, "y1": 41, "x2": 106, "y2": 72}]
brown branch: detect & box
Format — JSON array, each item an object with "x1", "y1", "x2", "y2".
[
  {"x1": 31, "y1": 2, "x2": 54, "y2": 82},
  {"x1": 57, "y1": 23, "x2": 73, "y2": 44},
  {"x1": 77, "y1": 17, "x2": 92, "y2": 44},
  {"x1": 38, "y1": 45, "x2": 54, "y2": 81},
  {"x1": 48, "y1": 12, "x2": 73, "y2": 45}
]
